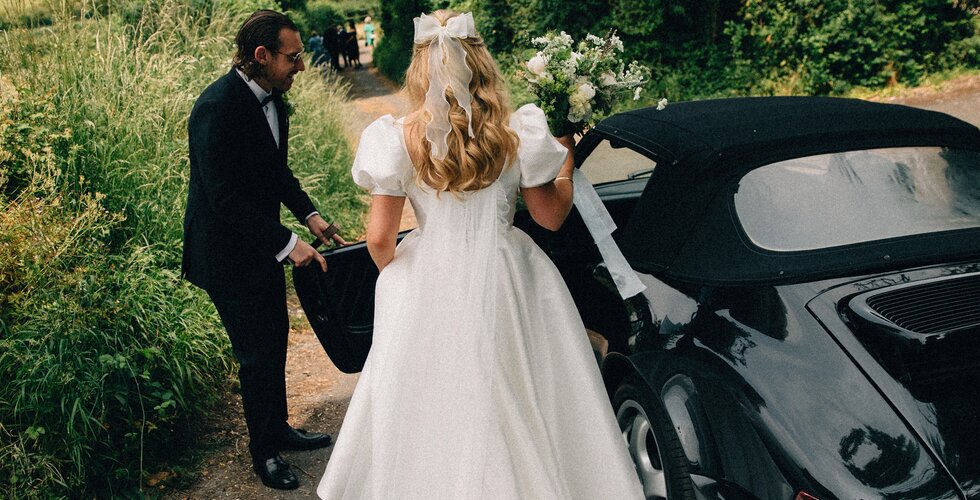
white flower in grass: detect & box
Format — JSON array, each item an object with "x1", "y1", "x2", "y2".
[
  {"x1": 633, "y1": 87, "x2": 643, "y2": 101},
  {"x1": 657, "y1": 97, "x2": 668, "y2": 110},
  {"x1": 526, "y1": 54, "x2": 548, "y2": 75}
]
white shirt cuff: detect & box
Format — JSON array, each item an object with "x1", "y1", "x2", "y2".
[
  {"x1": 304, "y1": 211, "x2": 319, "y2": 222},
  {"x1": 276, "y1": 232, "x2": 298, "y2": 262}
]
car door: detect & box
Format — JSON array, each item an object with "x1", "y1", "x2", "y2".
[{"x1": 292, "y1": 233, "x2": 407, "y2": 373}]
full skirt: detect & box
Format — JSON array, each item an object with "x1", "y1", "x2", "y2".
[{"x1": 317, "y1": 227, "x2": 644, "y2": 499}]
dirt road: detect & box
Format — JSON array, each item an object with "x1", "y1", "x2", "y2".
[{"x1": 872, "y1": 76, "x2": 980, "y2": 127}]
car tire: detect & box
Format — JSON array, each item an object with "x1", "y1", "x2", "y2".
[{"x1": 614, "y1": 375, "x2": 696, "y2": 500}]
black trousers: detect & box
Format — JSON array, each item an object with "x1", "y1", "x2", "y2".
[{"x1": 209, "y1": 284, "x2": 290, "y2": 463}]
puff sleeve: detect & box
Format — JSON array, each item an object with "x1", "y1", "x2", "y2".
[
  {"x1": 351, "y1": 115, "x2": 410, "y2": 196},
  {"x1": 511, "y1": 103, "x2": 569, "y2": 188}
]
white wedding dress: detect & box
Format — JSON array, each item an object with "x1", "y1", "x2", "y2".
[{"x1": 317, "y1": 104, "x2": 644, "y2": 499}]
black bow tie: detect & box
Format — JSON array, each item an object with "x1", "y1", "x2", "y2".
[{"x1": 260, "y1": 94, "x2": 275, "y2": 107}]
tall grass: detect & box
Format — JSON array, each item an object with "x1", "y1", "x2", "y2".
[
  {"x1": 0, "y1": 0, "x2": 363, "y2": 496},
  {"x1": 0, "y1": 0, "x2": 54, "y2": 29}
]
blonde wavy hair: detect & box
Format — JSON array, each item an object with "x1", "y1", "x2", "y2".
[{"x1": 404, "y1": 10, "x2": 520, "y2": 194}]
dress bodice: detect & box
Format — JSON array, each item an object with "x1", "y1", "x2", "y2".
[{"x1": 351, "y1": 104, "x2": 568, "y2": 234}]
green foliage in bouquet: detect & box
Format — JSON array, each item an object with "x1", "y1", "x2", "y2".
[{"x1": 522, "y1": 30, "x2": 653, "y2": 137}]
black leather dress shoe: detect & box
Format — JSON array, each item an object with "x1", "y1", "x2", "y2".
[
  {"x1": 253, "y1": 455, "x2": 299, "y2": 490},
  {"x1": 279, "y1": 426, "x2": 333, "y2": 451}
]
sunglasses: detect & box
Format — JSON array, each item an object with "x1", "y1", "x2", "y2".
[{"x1": 272, "y1": 50, "x2": 304, "y2": 64}]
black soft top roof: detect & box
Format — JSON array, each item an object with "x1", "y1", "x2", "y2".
[
  {"x1": 591, "y1": 96, "x2": 979, "y2": 171},
  {"x1": 580, "y1": 97, "x2": 980, "y2": 285}
]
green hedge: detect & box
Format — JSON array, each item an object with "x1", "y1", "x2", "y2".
[
  {"x1": 726, "y1": 0, "x2": 979, "y2": 95},
  {"x1": 372, "y1": 0, "x2": 979, "y2": 99},
  {"x1": 373, "y1": 0, "x2": 431, "y2": 84},
  {"x1": 0, "y1": 0, "x2": 363, "y2": 496}
]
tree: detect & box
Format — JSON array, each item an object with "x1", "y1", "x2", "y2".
[{"x1": 375, "y1": 0, "x2": 432, "y2": 82}]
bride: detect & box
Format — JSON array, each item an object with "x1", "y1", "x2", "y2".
[{"x1": 317, "y1": 10, "x2": 644, "y2": 499}]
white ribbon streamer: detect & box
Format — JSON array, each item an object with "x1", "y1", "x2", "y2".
[
  {"x1": 413, "y1": 12, "x2": 477, "y2": 160},
  {"x1": 572, "y1": 169, "x2": 647, "y2": 299}
]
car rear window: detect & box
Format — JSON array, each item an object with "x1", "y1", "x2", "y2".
[{"x1": 734, "y1": 147, "x2": 980, "y2": 252}]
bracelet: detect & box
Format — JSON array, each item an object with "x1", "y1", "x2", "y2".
[{"x1": 554, "y1": 176, "x2": 573, "y2": 183}]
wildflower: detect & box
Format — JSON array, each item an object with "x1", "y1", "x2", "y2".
[{"x1": 657, "y1": 98, "x2": 668, "y2": 110}]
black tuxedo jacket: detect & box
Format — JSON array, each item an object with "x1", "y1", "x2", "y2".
[{"x1": 183, "y1": 68, "x2": 317, "y2": 298}]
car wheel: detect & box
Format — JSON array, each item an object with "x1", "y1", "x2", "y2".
[{"x1": 614, "y1": 375, "x2": 696, "y2": 500}]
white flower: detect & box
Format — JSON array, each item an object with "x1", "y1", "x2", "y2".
[
  {"x1": 609, "y1": 33, "x2": 624, "y2": 52},
  {"x1": 633, "y1": 87, "x2": 643, "y2": 100},
  {"x1": 561, "y1": 59, "x2": 578, "y2": 80},
  {"x1": 568, "y1": 101, "x2": 593, "y2": 123},
  {"x1": 601, "y1": 71, "x2": 618, "y2": 87},
  {"x1": 657, "y1": 97, "x2": 668, "y2": 110},
  {"x1": 585, "y1": 33, "x2": 604, "y2": 46},
  {"x1": 577, "y1": 82, "x2": 596, "y2": 100},
  {"x1": 526, "y1": 54, "x2": 548, "y2": 75}
]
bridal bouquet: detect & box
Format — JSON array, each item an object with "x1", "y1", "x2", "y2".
[{"x1": 522, "y1": 31, "x2": 661, "y2": 137}]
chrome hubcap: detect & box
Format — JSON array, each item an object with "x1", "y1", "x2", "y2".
[{"x1": 617, "y1": 400, "x2": 667, "y2": 499}]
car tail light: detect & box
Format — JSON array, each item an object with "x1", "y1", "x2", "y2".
[{"x1": 795, "y1": 492, "x2": 820, "y2": 500}]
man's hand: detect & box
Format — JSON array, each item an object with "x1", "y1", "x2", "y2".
[
  {"x1": 307, "y1": 214, "x2": 348, "y2": 247},
  {"x1": 329, "y1": 231, "x2": 349, "y2": 246},
  {"x1": 287, "y1": 240, "x2": 327, "y2": 272}
]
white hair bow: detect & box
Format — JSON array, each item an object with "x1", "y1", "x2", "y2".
[{"x1": 413, "y1": 12, "x2": 477, "y2": 160}]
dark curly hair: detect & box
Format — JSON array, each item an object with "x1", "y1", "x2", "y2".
[{"x1": 233, "y1": 10, "x2": 299, "y2": 79}]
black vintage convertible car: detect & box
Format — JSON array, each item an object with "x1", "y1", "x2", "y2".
[{"x1": 294, "y1": 97, "x2": 980, "y2": 500}]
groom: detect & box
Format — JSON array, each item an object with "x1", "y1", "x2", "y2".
[{"x1": 183, "y1": 9, "x2": 344, "y2": 490}]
